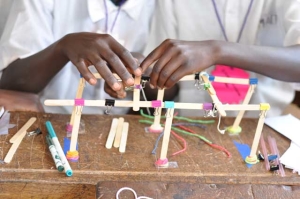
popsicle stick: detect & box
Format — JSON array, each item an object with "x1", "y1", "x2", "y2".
[
  {"x1": 133, "y1": 76, "x2": 141, "y2": 111},
  {"x1": 105, "y1": 118, "x2": 119, "y2": 149},
  {"x1": 113, "y1": 117, "x2": 125, "y2": 148},
  {"x1": 249, "y1": 110, "x2": 267, "y2": 157},
  {"x1": 119, "y1": 122, "x2": 129, "y2": 153},
  {"x1": 69, "y1": 78, "x2": 85, "y2": 127},
  {"x1": 159, "y1": 108, "x2": 175, "y2": 160},
  {"x1": 150, "y1": 89, "x2": 165, "y2": 130},
  {"x1": 10, "y1": 117, "x2": 37, "y2": 143},
  {"x1": 213, "y1": 76, "x2": 251, "y2": 85},
  {"x1": 260, "y1": 135, "x2": 270, "y2": 171},
  {"x1": 232, "y1": 85, "x2": 256, "y2": 128},
  {"x1": 4, "y1": 130, "x2": 26, "y2": 163},
  {"x1": 69, "y1": 106, "x2": 83, "y2": 151},
  {"x1": 201, "y1": 75, "x2": 216, "y2": 95}
]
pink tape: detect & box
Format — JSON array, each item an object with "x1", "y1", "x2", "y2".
[
  {"x1": 75, "y1": 98, "x2": 84, "y2": 106},
  {"x1": 155, "y1": 158, "x2": 168, "y2": 166},
  {"x1": 66, "y1": 124, "x2": 73, "y2": 132},
  {"x1": 151, "y1": 100, "x2": 162, "y2": 108},
  {"x1": 135, "y1": 84, "x2": 141, "y2": 89}
]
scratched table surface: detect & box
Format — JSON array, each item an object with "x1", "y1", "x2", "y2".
[{"x1": 0, "y1": 112, "x2": 300, "y2": 199}]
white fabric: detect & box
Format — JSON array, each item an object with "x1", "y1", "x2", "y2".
[
  {"x1": 144, "y1": 0, "x2": 300, "y2": 117},
  {"x1": 0, "y1": 0, "x2": 155, "y2": 114}
]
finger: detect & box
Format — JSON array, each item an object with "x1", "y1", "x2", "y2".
[
  {"x1": 157, "y1": 54, "x2": 184, "y2": 89},
  {"x1": 164, "y1": 66, "x2": 191, "y2": 88},
  {"x1": 149, "y1": 47, "x2": 176, "y2": 88},
  {"x1": 104, "y1": 83, "x2": 118, "y2": 98},
  {"x1": 115, "y1": 83, "x2": 127, "y2": 99},
  {"x1": 140, "y1": 40, "x2": 170, "y2": 73},
  {"x1": 72, "y1": 59, "x2": 97, "y2": 85},
  {"x1": 110, "y1": 39, "x2": 142, "y2": 76},
  {"x1": 89, "y1": 55, "x2": 121, "y2": 91},
  {"x1": 101, "y1": 48, "x2": 134, "y2": 87}
]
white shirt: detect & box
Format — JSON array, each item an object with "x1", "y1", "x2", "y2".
[
  {"x1": 0, "y1": 0, "x2": 13, "y2": 37},
  {"x1": 0, "y1": 0, "x2": 155, "y2": 114},
  {"x1": 145, "y1": 0, "x2": 300, "y2": 117}
]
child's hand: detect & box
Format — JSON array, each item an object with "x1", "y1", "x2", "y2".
[
  {"x1": 140, "y1": 39, "x2": 217, "y2": 89},
  {"x1": 59, "y1": 32, "x2": 142, "y2": 93}
]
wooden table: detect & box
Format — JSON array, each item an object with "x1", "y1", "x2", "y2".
[{"x1": 0, "y1": 112, "x2": 299, "y2": 199}]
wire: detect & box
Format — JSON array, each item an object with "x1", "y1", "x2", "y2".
[{"x1": 116, "y1": 187, "x2": 153, "y2": 199}]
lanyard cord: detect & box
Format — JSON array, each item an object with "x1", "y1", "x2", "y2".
[
  {"x1": 103, "y1": 0, "x2": 126, "y2": 33},
  {"x1": 211, "y1": 0, "x2": 254, "y2": 43}
]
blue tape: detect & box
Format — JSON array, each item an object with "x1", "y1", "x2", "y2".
[
  {"x1": 233, "y1": 141, "x2": 253, "y2": 168},
  {"x1": 63, "y1": 137, "x2": 78, "y2": 155},
  {"x1": 209, "y1": 75, "x2": 215, "y2": 81},
  {"x1": 164, "y1": 101, "x2": 175, "y2": 108},
  {"x1": 249, "y1": 78, "x2": 258, "y2": 85}
]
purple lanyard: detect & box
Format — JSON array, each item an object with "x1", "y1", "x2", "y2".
[
  {"x1": 211, "y1": 0, "x2": 254, "y2": 42},
  {"x1": 103, "y1": 0, "x2": 126, "y2": 33}
]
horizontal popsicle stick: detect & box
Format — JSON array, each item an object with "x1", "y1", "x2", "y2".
[{"x1": 212, "y1": 76, "x2": 251, "y2": 85}]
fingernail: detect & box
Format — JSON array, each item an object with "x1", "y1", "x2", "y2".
[
  {"x1": 126, "y1": 78, "x2": 134, "y2": 85},
  {"x1": 113, "y1": 82, "x2": 121, "y2": 90},
  {"x1": 135, "y1": 68, "x2": 142, "y2": 76},
  {"x1": 89, "y1": 78, "x2": 97, "y2": 85},
  {"x1": 150, "y1": 84, "x2": 155, "y2": 89}
]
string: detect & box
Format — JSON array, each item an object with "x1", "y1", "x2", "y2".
[
  {"x1": 116, "y1": 187, "x2": 152, "y2": 199},
  {"x1": 151, "y1": 131, "x2": 164, "y2": 154},
  {"x1": 211, "y1": 0, "x2": 254, "y2": 43},
  {"x1": 103, "y1": 0, "x2": 126, "y2": 33},
  {"x1": 140, "y1": 110, "x2": 215, "y2": 124},
  {"x1": 217, "y1": 114, "x2": 226, "y2": 134}
]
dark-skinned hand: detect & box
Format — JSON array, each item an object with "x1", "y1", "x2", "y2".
[
  {"x1": 59, "y1": 32, "x2": 142, "y2": 96},
  {"x1": 140, "y1": 39, "x2": 217, "y2": 89}
]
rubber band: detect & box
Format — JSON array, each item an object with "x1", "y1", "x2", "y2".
[
  {"x1": 172, "y1": 123, "x2": 206, "y2": 129},
  {"x1": 151, "y1": 132, "x2": 164, "y2": 155},
  {"x1": 66, "y1": 124, "x2": 73, "y2": 132},
  {"x1": 170, "y1": 130, "x2": 187, "y2": 156},
  {"x1": 155, "y1": 158, "x2": 168, "y2": 166},
  {"x1": 74, "y1": 98, "x2": 84, "y2": 106},
  {"x1": 66, "y1": 150, "x2": 79, "y2": 162},
  {"x1": 140, "y1": 110, "x2": 214, "y2": 124},
  {"x1": 135, "y1": 84, "x2": 142, "y2": 89},
  {"x1": 217, "y1": 114, "x2": 226, "y2": 134},
  {"x1": 116, "y1": 187, "x2": 153, "y2": 199},
  {"x1": 203, "y1": 103, "x2": 213, "y2": 110}
]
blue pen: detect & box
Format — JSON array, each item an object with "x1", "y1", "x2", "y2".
[{"x1": 46, "y1": 121, "x2": 73, "y2": 177}]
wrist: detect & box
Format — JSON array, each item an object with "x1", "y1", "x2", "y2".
[{"x1": 208, "y1": 40, "x2": 224, "y2": 65}]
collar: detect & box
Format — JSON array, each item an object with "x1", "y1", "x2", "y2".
[{"x1": 87, "y1": 0, "x2": 145, "y2": 22}]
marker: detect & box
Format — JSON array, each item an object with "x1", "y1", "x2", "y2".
[
  {"x1": 46, "y1": 135, "x2": 64, "y2": 172},
  {"x1": 45, "y1": 121, "x2": 73, "y2": 177}
]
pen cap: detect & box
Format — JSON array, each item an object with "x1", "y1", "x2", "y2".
[{"x1": 45, "y1": 121, "x2": 57, "y2": 138}]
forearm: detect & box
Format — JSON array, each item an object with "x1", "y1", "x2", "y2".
[
  {"x1": 0, "y1": 40, "x2": 68, "y2": 93},
  {"x1": 216, "y1": 41, "x2": 300, "y2": 82}
]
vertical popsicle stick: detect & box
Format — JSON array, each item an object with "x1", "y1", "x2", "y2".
[
  {"x1": 150, "y1": 89, "x2": 165, "y2": 131},
  {"x1": 232, "y1": 85, "x2": 256, "y2": 128},
  {"x1": 113, "y1": 117, "x2": 125, "y2": 148},
  {"x1": 105, "y1": 118, "x2": 119, "y2": 149},
  {"x1": 260, "y1": 135, "x2": 270, "y2": 171},
  {"x1": 159, "y1": 108, "x2": 175, "y2": 160},
  {"x1": 69, "y1": 78, "x2": 85, "y2": 128},
  {"x1": 249, "y1": 110, "x2": 267, "y2": 157},
  {"x1": 133, "y1": 76, "x2": 141, "y2": 111},
  {"x1": 69, "y1": 106, "x2": 83, "y2": 151},
  {"x1": 119, "y1": 122, "x2": 129, "y2": 153},
  {"x1": 4, "y1": 131, "x2": 26, "y2": 163}
]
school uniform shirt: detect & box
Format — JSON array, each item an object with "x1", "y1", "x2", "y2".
[
  {"x1": 144, "y1": 0, "x2": 300, "y2": 117},
  {"x1": 0, "y1": 0, "x2": 155, "y2": 114}
]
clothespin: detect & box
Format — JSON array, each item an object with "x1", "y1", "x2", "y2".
[
  {"x1": 27, "y1": 128, "x2": 42, "y2": 136},
  {"x1": 141, "y1": 76, "x2": 150, "y2": 88},
  {"x1": 105, "y1": 99, "x2": 115, "y2": 114}
]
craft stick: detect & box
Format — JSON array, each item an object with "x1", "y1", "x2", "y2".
[
  {"x1": 222, "y1": 104, "x2": 260, "y2": 111},
  {"x1": 113, "y1": 117, "x2": 125, "y2": 148},
  {"x1": 4, "y1": 130, "x2": 26, "y2": 163},
  {"x1": 133, "y1": 76, "x2": 141, "y2": 111},
  {"x1": 69, "y1": 78, "x2": 85, "y2": 128},
  {"x1": 179, "y1": 74, "x2": 195, "y2": 81},
  {"x1": 212, "y1": 76, "x2": 251, "y2": 85},
  {"x1": 249, "y1": 110, "x2": 267, "y2": 157},
  {"x1": 159, "y1": 108, "x2": 175, "y2": 160},
  {"x1": 150, "y1": 89, "x2": 165, "y2": 130},
  {"x1": 232, "y1": 85, "x2": 256, "y2": 128},
  {"x1": 10, "y1": 117, "x2": 37, "y2": 143},
  {"x1": 69, "y1": 106, "x2": 83, "y2": 151},
  {"x1": 105, "y1": 118, "x2": 119, "y2": 149},
  {"x1": 201, "y1": 75, "x2": 216, "y2": 95},
  {"x1": 269, "y1": 136, "x2": 285, "y2": 177},
  {"x1": 119, "y1": 122, "x2": 129, "y2": 153}
]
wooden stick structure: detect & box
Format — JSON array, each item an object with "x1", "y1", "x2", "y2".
[
  {"x1": 45, "y1": 72, "x2": 267, "y2": 167},
  {"x1": 119, "y1": 122, "x2": 129, "y2": 153},
  {"x1": 5, "y1": 117, "x2": 37, "y2": 163},
  {"x1": 113, "y1": 117, "x2": 125, "y2": 148}
]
